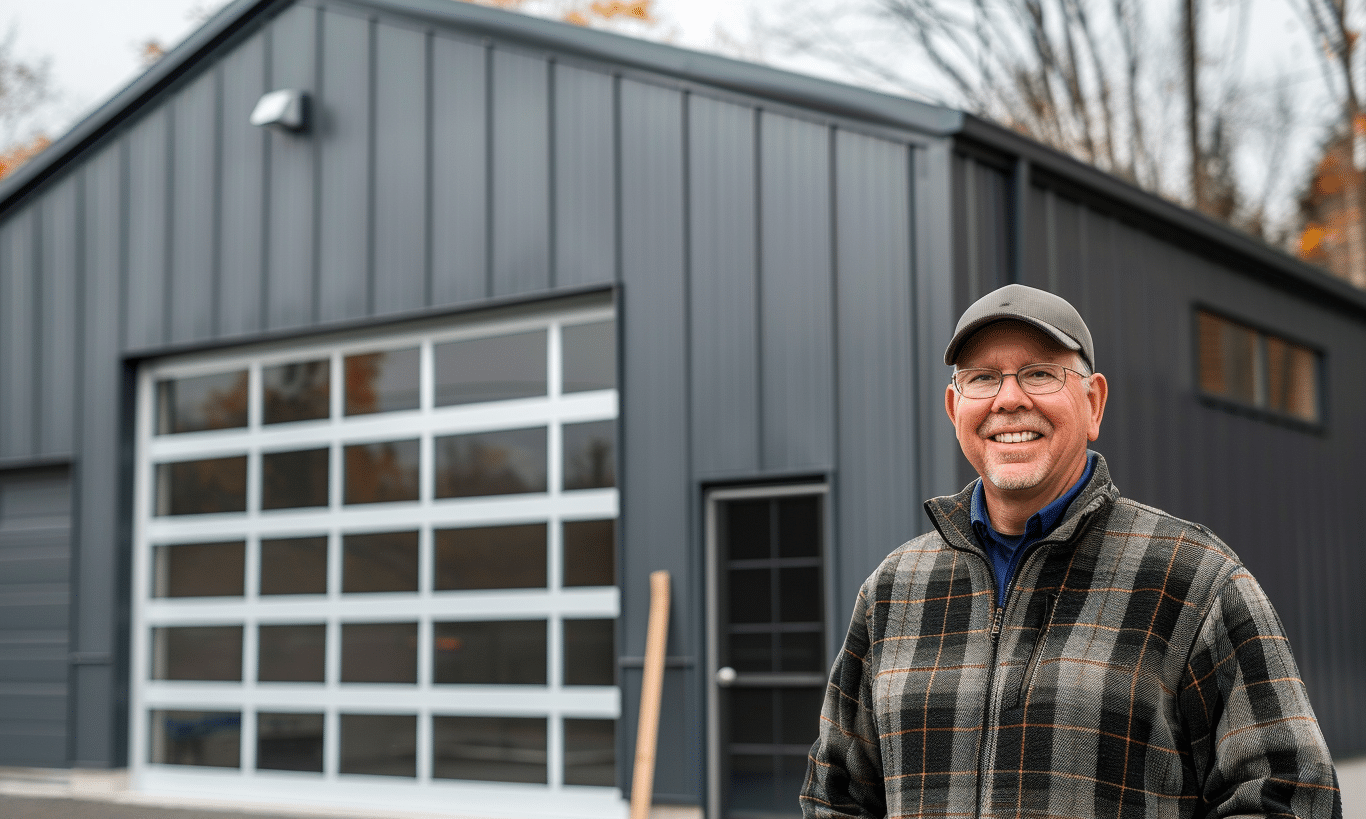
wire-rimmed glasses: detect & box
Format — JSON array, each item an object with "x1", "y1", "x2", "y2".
[{"x1": 950, "y1": 363, "x2": 1088, "y2": 399}]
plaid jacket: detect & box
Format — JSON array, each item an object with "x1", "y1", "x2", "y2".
[{"x1": 801, "y1": 454, "x2": 1340, "y2": 818}]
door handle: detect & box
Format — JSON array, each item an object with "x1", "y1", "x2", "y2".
[{"x1": 715, "y1": 666, "x2": 737, "y2": 687}]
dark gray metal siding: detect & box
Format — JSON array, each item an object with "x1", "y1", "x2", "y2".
[
  {"x1": 0, "y1": 1, "x2": 942, "y2": 797},
  {"x1": 0, "y1": 467, "x2": 72, "y2": 767},
  {"x1": 953, "y1": 147, "x2": 1366, "y2": 757}
]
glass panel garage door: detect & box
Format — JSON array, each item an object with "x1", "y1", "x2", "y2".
[{"x1": 130, "y1": 304, "x2": 623, "y2": 819}]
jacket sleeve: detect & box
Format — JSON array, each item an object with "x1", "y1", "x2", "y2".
[
  {"x1": 1179, "y1": 570, "x2": 1342, "y2": 818},
  {"x1": 800, "y1": 582, "x2": 886, "y2": 819}
]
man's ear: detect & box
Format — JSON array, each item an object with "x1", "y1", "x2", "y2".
[
  {"x1": 1086, "y1": 372, "x2": 1108, "y2": 441},
  {"x1": 945, "y1": 382, "x2": 959, "y2": 427}
]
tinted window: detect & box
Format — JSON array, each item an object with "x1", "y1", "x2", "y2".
[
  {"x1": 434, "y1": 524, "x2": 546, "y2": 590},
  {"x1": 344, "y1": 348, "x2": 420, "y2": 415},
  {"x1": 156, "y1": 370, "x2": 248, "y2": 434},
  {"x1": 561, "y1": 320, "x2": 615, "y2": 393},
  {"x1": 153, "y1": 541, "x2": 244, "y2": 598},
  {"x1": 263, "y1": 359, "x2": 330, "y2": 424},
  {"x1": 434, "y1": 428, "x2": 547, "y2": 498},
  {"x1": 156, "y1": 456, "x2": 247, "y2": 516},
  {"x1": 434, "y1": 330, "x2": 546, "y2": 406}
]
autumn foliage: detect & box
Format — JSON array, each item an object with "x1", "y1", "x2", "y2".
[
  {"x1": 460, "y1": 0, "x2": 653, "y2": 28},
  {"x1": 0, "y1": 133, "x2": 50, "y2": 180}
]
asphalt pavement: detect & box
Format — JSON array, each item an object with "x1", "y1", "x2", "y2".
[{"x1": 0, "y1": 795, "x2": 318, "y2": 819}]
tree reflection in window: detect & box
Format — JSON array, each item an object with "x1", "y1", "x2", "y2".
[
  {"x1": 263, "y1": 359, "x2": 330, "y2": 424},
  {"x1": 344, "y1": 349, "x2": 420, "y2": 416},
  {"x1": 156, "y1": 370, "x2": 249, "y2": 434},
  {"x1": 563, "y1": 421, "x2": 615, "y2": 490},
  {"x1": 434, "y1": 428, "x2": 547, "y2": 498},
  {"x1": 344, "y1": 440, "x2": 420, "y2": 504}
]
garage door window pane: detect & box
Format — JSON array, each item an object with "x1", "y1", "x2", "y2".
[
  {"x1": 563, "y1": 421, "x2": 615, "y2": 490},
  {"x1": 258, "y1": 625, "x2": 326, "y2": 682},
  {"x1": 156, "y1": 456, "x2": 247, "y2": 516},
  {"x1": 344, "y1": 348, "x2": 420, "y2": 416},
  {"x1": 435, "y1": 331, "x2": 546, "y2": 406},
  {"x1": 151, "y1": 626, "x2": 242, "y2": 681},
  {"x1": 150, "y1": 710, "x2": 240, "y2": 768},
  {"x1": 341, "y1": 622, "x2": 418, "y2": 683},
  {"x1": 257, "y1": 712, "x2": 324, "y2": 772},
  {"x1": 564, "y1": 718, "x2": 615, "y2": 786},
  {"x1": 563, "y1": 619, "x2": 614, "y2": 686},
  {"x1": 156, "y1": 370, "x2": 248, "y2": 434},
  {"x1": 434, "y1": 428, "x2": 547, "y2": 498},
  {"x1": 262, "y1": 448, "x2": 330, "y2": 510},
  {"x1": 340, "y1": 714, "x2": 415, "y2": 777},
  {"x1": 344, "y1": 440, "x2": 419, "y2": 504},
  {"x1": 563, "y1": 519, "x2": 614, "y2": 587},
  {"x1": 432, "y1": 716, "x2": 546, "y2": 783},
  {"x1": 263, "y1": 359, "x2": 330, "y2": 424},
  {"x1": 260, "y1": 536, "x2": 328, "y2": 595},
  {"x1": 343, "y1": 531, "x2": 418, "y2": 593},
  {"x1": 561, "y1": 320, "x2": 615, "y2": 393},
  {"x1": 434, "y1": 524, "x2": 546, "y2": 590},
  {"x1": 434, "y1": 620, "x2": 546, "y2": 684},
  {"x1": 153, "y1": 541, "x2": 244, "y2": 598}
]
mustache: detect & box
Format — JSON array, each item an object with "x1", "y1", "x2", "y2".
[{"x1": 977, "y1": 412, "x2": 1053, "y2": 437}]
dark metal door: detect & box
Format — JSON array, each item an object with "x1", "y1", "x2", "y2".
[{"x1": 707, "y1": 486, "x2": 827, "y2": 819}]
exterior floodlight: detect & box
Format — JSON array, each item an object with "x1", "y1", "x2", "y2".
[{"x1": 250, "y1": 89, "x2": 309, "y2": 132}]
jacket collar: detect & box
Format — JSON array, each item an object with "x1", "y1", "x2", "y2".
[{"x1": 924, "y1": 451, "x2": 1119, "y2": 558}]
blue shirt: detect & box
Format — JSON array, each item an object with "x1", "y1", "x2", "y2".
[{"x1": 970, "y1": 452, "x2": 1096, "y2": 608}]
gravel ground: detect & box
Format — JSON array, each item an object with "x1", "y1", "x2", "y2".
[{"x1": 0, "y1": 795, "x2": 317, "y2": 819}]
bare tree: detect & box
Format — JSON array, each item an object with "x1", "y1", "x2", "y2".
[
  {"x1": 778, "y1": 0, "x2": 1298, "y2": 239},
  {"x1": 0, "y1": 26, "x2": 54, "y2": 179}
]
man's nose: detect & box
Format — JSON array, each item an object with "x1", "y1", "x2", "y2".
[{"x1": 991, "y1": 372, "x2": 1033, "y2": 411}]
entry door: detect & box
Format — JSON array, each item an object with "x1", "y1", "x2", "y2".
[{"x1": 707, "y1": 485, "x2": 828, "y2": 819}]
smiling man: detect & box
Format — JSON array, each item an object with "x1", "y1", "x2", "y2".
[{"x1": 801, "y1": 284, "x2": 1340, "y2": 819}]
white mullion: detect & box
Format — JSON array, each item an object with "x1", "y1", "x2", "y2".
[
  {"x1": 131, "y1": 365, "x2": 157, "y2": 777},
  {"x1": 547, "y1": 712, "x2": 564, "y2": 789},
  {"x1": 416, "y1": 708, "x2": 433, "y2": 784}
]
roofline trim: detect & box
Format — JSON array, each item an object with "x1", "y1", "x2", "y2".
[{"x1": 956, "y1": 114, "x2": 1366, "y2": 318}]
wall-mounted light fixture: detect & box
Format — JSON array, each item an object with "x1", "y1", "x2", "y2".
[{"x1": 249, "y1": 89, "x2": 310, "y2": 133}]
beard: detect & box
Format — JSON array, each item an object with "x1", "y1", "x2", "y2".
[
  {"x1": 984, "y1": 459, "x2": 1051, "y2": 490},
  {"x1": 977, "y1": 412, "x2": 1055, "y2": 491}
]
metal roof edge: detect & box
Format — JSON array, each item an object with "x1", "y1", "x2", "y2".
[
  {"x1": 0, "y1": 0, "x2": 285, "y2": 212},
  {"x1": 955, "y1": 114, "x2": 1366, "y2": 318},
  {"x1": 0, "y1": 0, "x2": 961, "y2": 213}
]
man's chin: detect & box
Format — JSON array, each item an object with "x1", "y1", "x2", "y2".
[{"x1": 984, "y1": 465, "x2": 1046, "y2": 491}]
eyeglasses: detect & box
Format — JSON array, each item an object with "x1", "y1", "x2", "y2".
[{"x1": 950, "y1": 363, "x2": 1088, "y2": 399}]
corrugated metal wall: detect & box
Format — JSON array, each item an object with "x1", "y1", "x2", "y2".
[
  {"x1": 952, "y1": 148, "x2": 1366, "y2": 757},
  {"x1": 0, "y1": 0, "x2": 939, "y2": 799}
]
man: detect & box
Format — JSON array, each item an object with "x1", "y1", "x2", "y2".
[{"x1": 800, "y1": 284, "x2": 1340, "y2": 818}]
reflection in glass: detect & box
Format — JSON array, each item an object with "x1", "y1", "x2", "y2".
[
  {"x1": 434, "y1": 524, "x2": 545, "y2": 590},
  {"x1": 156, "y1": 370, "x2": 249, "y2": 434},
  {"x1": 728, "y1": 632, "x2": 771, "y2": 673},
  {"x1": 258, "y1": 625, "x2": 326, "y2": 682},
  {"x1": 156, "y1": 456, "x2": 247, "y2": 516},
  {"x1": 260, "y1": 536, "x2": 328, "y2": 595},
  {"x1": 149, "y1": 709, "x2": 240, "y2": 768},
  {"x1": 153, "y1": 541, "x2": 244, "y2": 598},
  {"x1": 340, "y1": 714, "x2": 415, "y2": 777},
  {"x1": 257, "y1": 712, "x2": 324, "y2": 772},
  {"x1": 561, "y1": 320, "x2": 616, "y2": 393},
  {"x1": 563, "y1": 619, "x2": 614, "y2": 686},
  {"x1": 563, "y1": 718, "x2": 615, "y2": 786},
  {"x1": 1266, "y1": 335, "x2": 1319, "y2": 421},
  {"x1": 563, "y1": 421, "x2": 615, "y2": 490},
  {"x1": 344, "y1": 348, "x2": 420, "y2": 416},
  {"x1": 434, "y1": 331, "x2": 546, "y2": 406},
  {"x1": 1197, "y1": 312, "x2": 1259, "y2": 405},
  {"x1": 563, "y1": 519, "x2": 615, "y2": 587},
  {"x1": 344, "y1": 440, "x2": 419, "y2": 504},
  {"x1": 341, "y1": 622, "x2": 417, "y2": 683},
  {"x1": 263, "y1": 359, "x2": 330, "y2": 424},
  {"x1": 434, "y1": 428, "x2": 546, "y2": 498},
  {"x1": 261, "y1": 447, "x2": 330, "y2": 510},
  {"x1": 433, "y1": 620, "x2": 546, "y2": 684},
  {"x1": 343, "y1": 531, "x2": 419, "y2": 593},
  {"x1": 432, "y1": 716, "x2": 546, "y2": 783},
  {"x1": 151, "y1": 626, "x2": 243, "y2": 681}
]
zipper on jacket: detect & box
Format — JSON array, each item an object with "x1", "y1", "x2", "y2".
[
  {"x1": 975, "y1": 604, "x2": 1006, "y2": 817},
  {"x1": 1012, "y1": 590, "x2": 1058, "y2": 710}
]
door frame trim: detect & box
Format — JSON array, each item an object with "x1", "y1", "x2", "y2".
[{"x1": 704, "y1": 482, "x2": 829, "y2": 819}]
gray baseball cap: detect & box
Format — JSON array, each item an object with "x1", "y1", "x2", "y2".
[{"x1": 943, "y1": 284, "x2": 1095, "y2": 369}]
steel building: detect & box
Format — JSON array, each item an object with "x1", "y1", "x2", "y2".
[{"x1": 0, "y1": 0, "x2": 1363, "y2": 817}]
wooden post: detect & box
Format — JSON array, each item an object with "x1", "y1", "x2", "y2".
[{"x1": 629, "y1": 570, "x2": 671, "y2": 819}]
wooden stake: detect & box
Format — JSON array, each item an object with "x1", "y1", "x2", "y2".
[{"x1": 629, "y1": 570, "x2": 671, "y2": 819}]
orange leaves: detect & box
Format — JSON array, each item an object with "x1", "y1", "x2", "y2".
[
  {"x1": 0, "y1": 133, "x2": 50, "y2": 180},
  {"x1": 589, "y1": 1, "x2": 653, "y2": 21}
]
